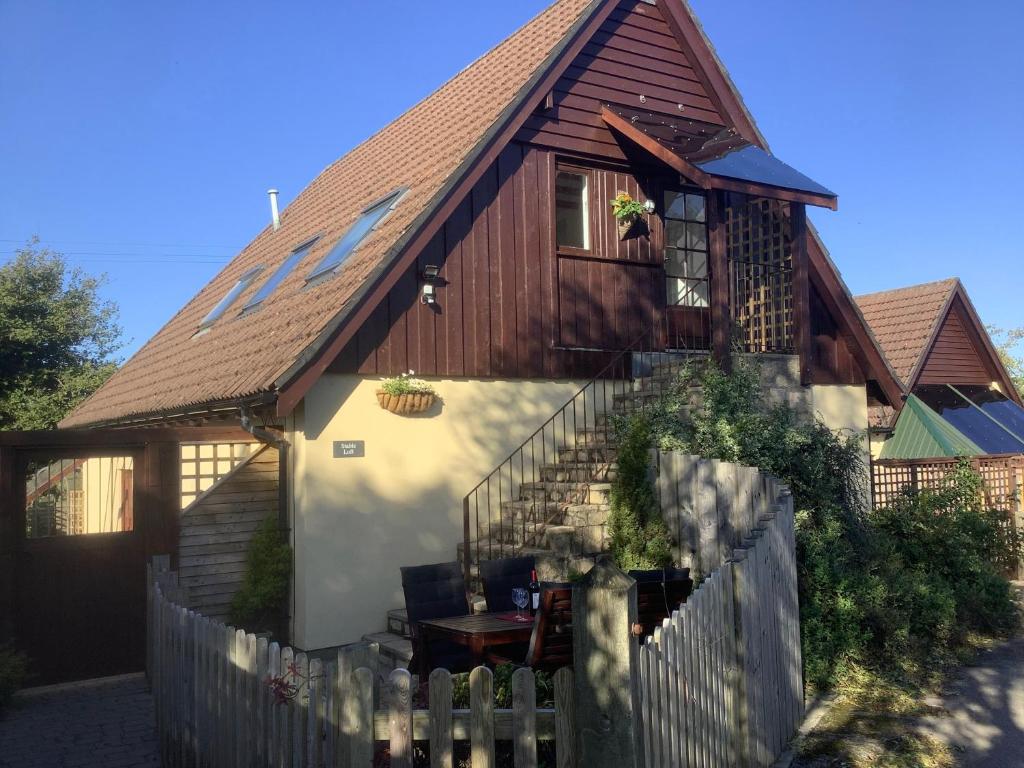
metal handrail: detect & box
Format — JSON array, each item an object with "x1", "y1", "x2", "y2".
[{"x1": 461, "y1": 314, "x2": 709, "y2": 583}]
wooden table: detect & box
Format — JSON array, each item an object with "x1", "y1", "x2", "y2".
[{"x1": 417, "y1": 613, "x2": 534, "y2": 671}]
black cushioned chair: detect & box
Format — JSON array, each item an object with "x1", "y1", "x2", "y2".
[
  {"x1": 479, "y1": 556, "x2": 537, "y2": 613},
  {"x1": 629, "y1": 567, "x2": 693, "y2": 639},
  {"x1": 400, "y1": 561, "x2": 472, "y2": 673}
]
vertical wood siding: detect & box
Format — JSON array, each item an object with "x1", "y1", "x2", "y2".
[
  {"x1": 809, "y1": 283, "x2": 866, "y2": 385},
  {"x1": 918, "y1": 297, "x2": 999, "y2": 386}
]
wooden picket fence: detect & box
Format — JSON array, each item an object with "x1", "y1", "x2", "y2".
[
  {"x1": 638, "y1": 486, "x2": 802, "y2": 768},
  {"x1": 655, "y1": 451, "x2": 784, "y2": 577},
  {"x1": 147, "y1": 564, "x2": 577, "y2": 768}
]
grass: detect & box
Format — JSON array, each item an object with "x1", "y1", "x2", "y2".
[{"x1": 792, "y1": 631, "x2": 1007, "y2": 767}]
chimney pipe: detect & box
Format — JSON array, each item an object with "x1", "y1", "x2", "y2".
[{"x1": 268, "y1": 189, "x2": 281, "y2": 231}]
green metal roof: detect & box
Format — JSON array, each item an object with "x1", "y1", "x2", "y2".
[{"x1": 878, "y1": 394, "x2": 984, "y2": 459}]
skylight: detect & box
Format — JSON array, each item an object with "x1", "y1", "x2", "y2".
[
  {"x1": 306, "y1": 189, "x2": 406, "y2": 282},
  {"x1": 242, "y1": 237, "x2": 319, "y2": 312},
  {"x1": 197, "y1": 266, "x2": 263, "y2": 331}
]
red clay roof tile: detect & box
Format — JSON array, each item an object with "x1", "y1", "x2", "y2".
[{"x1": 61, "y1": 0, "x2": 598, "y2": 428}]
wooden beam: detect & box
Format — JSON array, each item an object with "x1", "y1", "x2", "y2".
[
  {"x1": 707, "y1": 176, "x2": 837, "y2": 212},
  {"x1": 600, "y1": 106, "x2": 712, "y2": 187},
  {"x1": 274, "y1": 0, "x2": 621, "y2": 418},
  {"x1": 708, "y1": 190, "x2": 730, "y2": 370},
  {"x1": 790, "y1": 204, "x2": 812, "y2": 385},
  {"x1": 0, "y1": 425, "x2": 253, "y2": 448}
]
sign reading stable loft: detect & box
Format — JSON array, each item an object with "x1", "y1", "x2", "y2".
[{"x1": 333, "y1": 441, "x2": 365, "y2": 458}]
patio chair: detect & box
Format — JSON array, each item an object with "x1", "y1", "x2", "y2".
[
  {"x1": 486, "y1": 583, "x2": 574, "y2": 673},
  {"x1": 400, "y1": 561, "x2": 472, "y2": 673},
  {"x1": 629, "y1": 567, "x2": 693, "y2": 639},
  {"x1": 479, "y1": 555, "x2": 537, "y2": 613}
]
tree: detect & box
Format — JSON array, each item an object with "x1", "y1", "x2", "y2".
[
  {"x1": 0, "y1": 239, "x2": 122, "y2": 430},
  {"x1": 987, "y1": 325, "x2": 1024, "y2": 398}
]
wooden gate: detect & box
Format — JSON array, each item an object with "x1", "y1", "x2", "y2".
[{"x1": 0, "y1": 426, "x2": 250, "y2": 684}]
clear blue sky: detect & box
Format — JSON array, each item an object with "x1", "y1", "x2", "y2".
[{"x1": 2, "y1": 0, "x2": 1022, "y2": 359}]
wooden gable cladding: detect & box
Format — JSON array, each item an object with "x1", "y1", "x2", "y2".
[
  {"x1": 328, "y1": 142, "x2": 669, "y2": 379},
  {"x1": 516, "y1": 0, "x2": 725, "y2": 159},
  {"x1": 917, "y1": 296, "x2": 1000, "y2": 387},
  {"x1": 809, "y1": 282, "x2": 866, "y2": 385}
]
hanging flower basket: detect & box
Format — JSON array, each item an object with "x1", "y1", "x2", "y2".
[
  {"x1": 376, "y1": 372, "x2": 437, "y2": 415},
  {"x1": 376, "y1": 390, "x2": 435, "y2": 415},
  {"x1": 611, "y1": 192, "x2": 649, "y2": 241}
]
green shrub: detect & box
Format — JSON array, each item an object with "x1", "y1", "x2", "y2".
[
  {"x1": 607, "y1": 414, "x2": 672, "y2": 571},
  {"x1": 230, "y1": 516, "x2": 291, "y2": 635},
  {"x1": 0, "y1": 643, "x2": 29, "y2": 712},
  {"x1": 641, "y1": 355, "x2": 1021, "y2": 692},
  {"x1": 451, "y1": 664, "x2": 555, "y2": 708}
]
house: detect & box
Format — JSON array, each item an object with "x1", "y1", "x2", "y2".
[
  {"x1": 58, "y1": 0, "x2": 903, "y2": 653},
  {"x1": 856, "y1": 278, "x2": 1024, "y2": 460}
]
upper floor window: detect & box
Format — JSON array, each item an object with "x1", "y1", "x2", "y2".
[
  {"x1": 197, "y1": 266, "x2": 263, "y2": 332},
  {"x1": 664, "y1": 190, "x2": 708, "y2": 307},
  {"x1": 306, "y1": 188, "x2": 406, "y2": 282},
  {"x1": 555, "y1": 169, "x2": 591, "y2": 251},
  {"x1": 243, "y1": 236, "x2": 319, "y2": 312}
]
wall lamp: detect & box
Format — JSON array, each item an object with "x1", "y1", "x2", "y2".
[{"x1": 421, "y1": 264, "x2": 441, "y2": 305}]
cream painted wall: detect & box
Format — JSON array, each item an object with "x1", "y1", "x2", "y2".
[
  {"x1": 289, "y1": 375, "x2": 589, "y2": 650},
  {"x1": 810, "y1": 384, "x2": 868, "y2": 438}
]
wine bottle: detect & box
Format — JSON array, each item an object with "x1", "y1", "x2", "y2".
[{"x1": 529, "y1": 569, "x2": 540, "y2": 616}]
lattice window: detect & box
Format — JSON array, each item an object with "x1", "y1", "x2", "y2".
[
  {"x1": 726, "y1": 196, "x2": 793, "y2": 353},
  {"x1": 180, "y1": 442, "x2": 258, "y2": 509},
  {"x1": 872, "y1": 456, "x2": 1024, "y2": 512}
]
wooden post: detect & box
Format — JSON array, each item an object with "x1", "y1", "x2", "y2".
[
  {"x1": 429, "y1": 669, "x2": 454, "y2": 768},
  {"x1": 790, "y1": 202, "x2": 812, "y2": 386},
  {"x1": 553, "y1": 669, "x2": 577, "y2": 768},
  {"x1": 512, "y1": 667, "x2": 538, "y2": 768},
  {"x1": 708, "y1": 190, "x2": 731, "y2": 371},
  {"x1": 470, "y1": 666, "x2": 495, "y2": 768},
  {"x1": 572, "y1": 556, "x2": 642, "y2": 768},
  {"x1": 389, "y1": 669, "x2": 413, "y2": 768}
]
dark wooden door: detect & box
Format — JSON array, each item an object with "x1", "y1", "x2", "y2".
[
  {"x1": 663, "y1": 188, "x2": 711, "y2": 350},
  {"x1": 12, "y1": 450, "x2": 148, "y2": 684}
]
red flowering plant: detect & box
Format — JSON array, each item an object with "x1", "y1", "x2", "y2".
[{"x1": 265, "y1": 660, "x2": 324, "y2": 706}]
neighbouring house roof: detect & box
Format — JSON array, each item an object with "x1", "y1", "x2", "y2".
[
  {"x1": 61, "y1": 0, "x2": 603, "y2": 428},
  {"x1": 62, "y1": 0, "x2": 903, "y2": 428},
  {"x1": 855, "y1": 278, "x2": 959, "y2": 385},
  {"x1": 856, "y1": 278, "x2": 1021, "y2": 429},
  {"x1": 878, "y1": 394, "x2": 982, "y2": 460}
]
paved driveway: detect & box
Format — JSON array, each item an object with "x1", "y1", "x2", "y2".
[
  {"x1": 0, "y1": 673, "x2": 159, "y2": 768},
  {"x1": 918, "y1": 634, "x2": 1024, "y2": 766}
]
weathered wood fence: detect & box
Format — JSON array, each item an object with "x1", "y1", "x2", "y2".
[
  {"x1": 655, "y1": 450, "x2": 787, "y2": 576},
  {"x1": 148, "y1": 560, "x2": 576, "y2": 768},
  {"x1": 641, "y1": 476, "x2": 802, "y2": 768}
]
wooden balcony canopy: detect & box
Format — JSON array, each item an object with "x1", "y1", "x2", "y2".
[{"x1": 601, "y1": 105, "x2": 838, "y2": 210}]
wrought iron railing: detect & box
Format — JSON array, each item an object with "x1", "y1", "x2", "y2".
[
  {"x1": 461, "y1": 315, "x2": 709, "y2": 583},
  {"x1": 730, "y1": 258, "x2": 794, "y2": 354}
]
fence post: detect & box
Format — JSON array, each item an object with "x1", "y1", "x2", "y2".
[
  {"x1": 730, "y1": 544, "x2": 753, "y2": 768},
  {"x1": 572, "y1": 555, "x2": 642, "y2": 768}
]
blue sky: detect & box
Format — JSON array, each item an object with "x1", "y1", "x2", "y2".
[{"x1": 1, "y1": 0, "x2": 1022, "y2": 360}]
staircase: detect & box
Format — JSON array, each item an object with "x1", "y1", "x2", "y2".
[{"x1": 361, "y1": 352, "x2": 808, "y2": 668}]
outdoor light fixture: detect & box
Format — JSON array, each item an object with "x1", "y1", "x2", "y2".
[
  {"x1": 644, "y1": 199, "x2": 656, "y2": 214},
  {"x1": 421, "y1": 264, "x2": 441, "y2": 305}
]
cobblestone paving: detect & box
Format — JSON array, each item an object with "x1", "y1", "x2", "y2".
[{"x1": 0, "y1": 673, "x2": 159, "y2": 768}]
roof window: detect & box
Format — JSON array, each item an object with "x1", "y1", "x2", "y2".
[
  {"x1": 242, "y1": 236, "x2": 319, "y2": 312},
  {"x1": 306, "y1": 189, "x2": 406, "y2": 282},
  {"x1": 197, "y1": 266, "x2": 263, "y2": 332}
]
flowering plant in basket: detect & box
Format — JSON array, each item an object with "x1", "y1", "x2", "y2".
[{"x1": 376, "y1": 371, "x2": 437, "y2": 415}]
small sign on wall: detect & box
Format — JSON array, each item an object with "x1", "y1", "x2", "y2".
[{"x1": 333, "y1": 440, "x2": 365, "y2": 458}]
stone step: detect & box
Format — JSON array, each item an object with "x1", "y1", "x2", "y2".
[
  {"x1": 541, "y1": 461, "x2": 617, "y2": 483},
  {"x1": 519, "y1": 481, "x2": 611, "y2": 505},
  {"x1": 556, "y1": 446, "x2": 618, "y2": 464},
  {"x1": 574, "y1": 426, "x2": 614, "y2": 447},
  {"x1": 497, "y1": 499, "x2": 609, "y2": 525},
  {"x1": 386, "y1": 608, "x2": 412, "y2": 638}
]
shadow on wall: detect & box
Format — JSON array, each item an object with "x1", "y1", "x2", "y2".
[{"x1": 294, "y1": 373, "x2": 589, "y2": 649}]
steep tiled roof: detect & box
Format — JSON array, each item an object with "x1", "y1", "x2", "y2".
[
  {"x1": 855, "y1": 278, "x2": 958, "y2": 384},
  {"x1": 61, "y1": 0, "x2": 599, "y2": 427}
]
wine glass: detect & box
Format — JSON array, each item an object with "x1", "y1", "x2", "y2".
[{"x1": 511, "y1": 587, "x2": 530, "y2": 622}]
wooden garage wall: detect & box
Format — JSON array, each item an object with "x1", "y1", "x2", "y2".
[{"x1": 178, "y1": 444, "x2": 278, "y2": 621}]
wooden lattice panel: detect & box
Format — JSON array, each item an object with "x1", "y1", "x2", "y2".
[
  {"x1": 872, "y1": 455, "x2": 1024, "y2": 512},
  {"x1": 725, "y1": 196, "x2": 794, "y2": 353},
  {"x1": 180, "y1": 442, "x2": 258, "y2": 509}
]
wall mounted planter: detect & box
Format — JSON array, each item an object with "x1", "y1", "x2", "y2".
[{"x1": 376, "y1": 391, "x2": 435, "y2": 415}]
